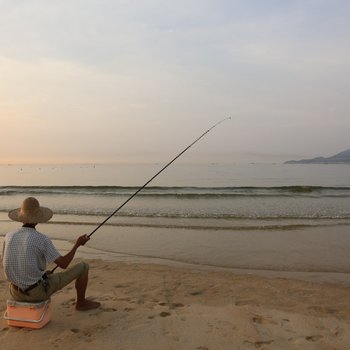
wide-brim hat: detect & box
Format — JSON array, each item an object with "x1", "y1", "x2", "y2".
[{"x1": 8, "y1": 197, "x2": 53, "y2": 223}]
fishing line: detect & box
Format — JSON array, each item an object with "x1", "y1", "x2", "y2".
[
  {"x1": 51, "y1": 117, "x2": 230, "y2": 272},
  {"x1": 88, "y1": 116, "x2": 230, "y2": 237}
]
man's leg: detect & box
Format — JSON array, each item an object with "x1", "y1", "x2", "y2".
[
  {"x1": 47, "y1": 262, "x2": 100, "y2": 310},
  {"x1": 9, "y1": 262, "x2": 100, "y2": 310},
  {"x1": 74, "y1": 267, "x2": 100, "y2": 310}
]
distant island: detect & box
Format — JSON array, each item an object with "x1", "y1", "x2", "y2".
[{"x1": 285, "y1": 149, "x2": 350, "y2": 164}]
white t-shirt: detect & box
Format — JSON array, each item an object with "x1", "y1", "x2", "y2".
[{"x1": 2, "y1": 226, "x2": 61, "y2": 290}]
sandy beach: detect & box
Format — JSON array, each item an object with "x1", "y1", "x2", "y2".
[{"x1": 1, "y1": 254, "x2": 350, "y2": 350}]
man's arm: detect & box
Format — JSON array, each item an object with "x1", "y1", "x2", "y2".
[{"x1": 54, "y1": 234, "x2": 90, "y2": 269}]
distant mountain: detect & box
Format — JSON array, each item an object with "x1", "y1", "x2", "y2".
[{"x1": 285, "y1": 149, "x2": 350, "y2": 164}]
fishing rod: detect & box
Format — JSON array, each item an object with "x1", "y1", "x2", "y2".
[
  {"x1": 88, "y1": 116, "x2": 230, "y2": 238},
  {"x1": 51, "y1": 117, "x2": 230, "y2": 272}
]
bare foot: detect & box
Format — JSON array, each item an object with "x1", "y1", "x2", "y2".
[{"x1": 76, "y1": 299, "x2": 101, "y2": 311}]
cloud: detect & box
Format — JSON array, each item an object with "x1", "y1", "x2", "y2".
[{"x1": 0, "y1": 1, "x2": 349, "y2": 163}]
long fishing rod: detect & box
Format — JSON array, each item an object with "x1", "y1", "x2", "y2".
[
  {"x1": 88, "y1": 116, "x2": 230, "y2": 238},
  {"x1": 51, "y1": 117, "x2": 230, "y2": 272}
]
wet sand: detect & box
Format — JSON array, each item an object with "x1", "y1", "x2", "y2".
[
  {"x1": 2, "y1": 212, "x2": 350, "y2": 276},
  {"x1": 40, "y1": 222, "x2": 350, "y2": 287}
]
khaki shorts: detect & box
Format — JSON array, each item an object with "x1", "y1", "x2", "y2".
[{"x1": 10, "y1": 262, "x2": 89, "y2": 302}]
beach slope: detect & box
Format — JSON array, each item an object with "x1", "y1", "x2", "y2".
[{"x1": 1, "y1": 260, "x2": 350, "y2": 349}]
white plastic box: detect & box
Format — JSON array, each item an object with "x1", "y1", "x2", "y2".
[{"x1": 4, "y1": 299, "x2": 51, "y2": 329}]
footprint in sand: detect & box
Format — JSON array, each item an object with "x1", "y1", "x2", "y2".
[
  {"x1": 305, "y1": 335, "x2": 324, "y2": 342},
  {"x1": 255, "y1": 340, "x2": 274, "y2": 348},
  {"x1": 61, "y1": 298, "x2": 75, "y2": 308},
  {"x1": 170, "y1": 302, "x2": 185, "y2": 309},
  {"x1": 148, "y1": 302, "x2": 184, "y2": 319},
  {"x1": 288, "y1": 334, "x2": 324, "y2": 345},
  {"x1": 331, "y1": 326, "x2": 340, "y2": 336},
  {"x1": 190, "y1": 290, "x2": 204, "y2": 296},
  {"x1": 124, "y1": 307, "x2": 134, "y2": 312},
  {"x1": 102, "y1": 307, "x2": 117, "y2": 312},
  {"x1": 252, "y1": 315, "x2": 278, "y2": 325},
  {"x1": 280, "y1": 318, "x2": 294, "y2": 333},
  {"x1": 158, "y1": 302, "x2": 185, "y2": 309},
  {"x1": 241, "y1": 340, "x2": 274, "y2": 349}
]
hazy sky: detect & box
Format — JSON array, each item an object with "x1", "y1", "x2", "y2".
[{"x1": 1, "y1": 0, "x2": 349, "y2": 164}]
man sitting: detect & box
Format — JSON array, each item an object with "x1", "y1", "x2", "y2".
[{"x1": 2, "y1": 197, "x2": 100, "y2": 311}]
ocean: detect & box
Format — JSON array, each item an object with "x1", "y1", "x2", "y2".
[{"x1": 1, "y1": 163, "x2": 350, "y2": 274}]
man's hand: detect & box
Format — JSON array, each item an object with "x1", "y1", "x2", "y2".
[
  {"x1": 55, "y1": 234, "x2": 90, "y2": 269},
  {"x1": 76, "y1": 234, "x2": 90, "y2": 247}
]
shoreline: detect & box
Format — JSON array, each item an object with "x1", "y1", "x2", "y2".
[
  {"x1": 3, "y1": 236, "x2": 350, "y2": 288},
  {"x1": 2, "y1": 215, "x2": 350, "y2": 300},
  {"x1": 53, "y1": 239, "x2": 350, "y2": 287}
]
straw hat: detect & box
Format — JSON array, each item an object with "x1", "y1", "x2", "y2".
[{"x1": 8, "y1": 197, "x2": 53, "y2": 223}]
